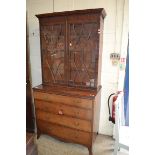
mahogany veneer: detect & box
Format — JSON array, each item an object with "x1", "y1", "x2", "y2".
[{"x1": 33, "y1": 8, "x2": 106, "y2": 155}]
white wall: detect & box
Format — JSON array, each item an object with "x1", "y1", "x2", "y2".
[{"x1": 27, "y1": 0, "x2": 128, "y2": 136}]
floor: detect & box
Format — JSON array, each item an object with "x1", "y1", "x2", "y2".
[{"x1": 36, "y1": 134, "x2": 129, "y2": 155}]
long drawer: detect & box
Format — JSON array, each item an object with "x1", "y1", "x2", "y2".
[
  {"x1": 37, "y1": 120, "x2": 91, "y2": 146},
  {"x1": 36, "y1": 110, "x2": 91, "y2": 132},
  {"x1": 35, "y1": 100, "x2": 92, "y2": 120},
  {"x1": 33, "y1": 91, "x2": 92, "y2": 109}
]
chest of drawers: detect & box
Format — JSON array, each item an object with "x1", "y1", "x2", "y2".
[{"x1": 33, "y1": 84, "x2": 101, "y2": 155}]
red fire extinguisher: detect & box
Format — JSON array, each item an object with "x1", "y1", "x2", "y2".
[{"x1": 108, "y1": 91, "x2": 122, "y2": 124}]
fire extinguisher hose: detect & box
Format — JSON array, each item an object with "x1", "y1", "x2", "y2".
[{"x1": 108, "y1": 93, "x2": 115, "y2": 121}]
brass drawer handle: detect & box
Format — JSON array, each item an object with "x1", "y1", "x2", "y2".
[
  {"x1": 58, "y1": 109, "x2": 63, "y2": 115},
  {"x1": 46, "y1": 115, "x2": 51, "y2": 120},
  {"x1": 75, "y1": 111, "x2": 80, "y2": 116},
  {"x1": 43, "y1": 96, "x2": 49, "y2": 100},
  {"x1": 74, "y1": 100, "x2": 81, "y2": 104},
  {"x1": 75, "y1": 122, "x2": 79, "y2": 126},
  {"x1": 47, "y1": 126, "x2": 53, "y2": 131}
]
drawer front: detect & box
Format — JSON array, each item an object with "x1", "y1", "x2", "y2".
[
  {"x1": 36, "y1": 110, "x2": 91, "y2": 132},
  {"x1": 35, "y1": 100, "x2": 92, "y2": 120},
  {"x1": 33, "y1": 91, "x2": 92, "y2": 109},
  {"x1": 37, "y1": 120, "x2": 91, "y2": 146}
]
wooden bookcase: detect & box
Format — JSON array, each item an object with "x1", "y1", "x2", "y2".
[{"x1": 33, "y1": 8, "x2": 106, "y2": 155}]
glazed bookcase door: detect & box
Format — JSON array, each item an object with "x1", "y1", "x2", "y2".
[
  {"x1": 68, "y1": 21, "x2": 99, "y2": 88},
  {"x1": 40, "y1": 18, "x2": 66, "y2": 85}
]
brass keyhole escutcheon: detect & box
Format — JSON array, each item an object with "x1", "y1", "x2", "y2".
[{"x1": 69, "y1": 42, "x2": 72, "y2": 46}]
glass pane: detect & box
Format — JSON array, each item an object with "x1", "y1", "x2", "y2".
[
  {"x1": 41, "y1": 24, "x2": 65, "y2": 84},
  {"x1": 68, "y1": 23, "x2": 98, "y2": 88}
]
